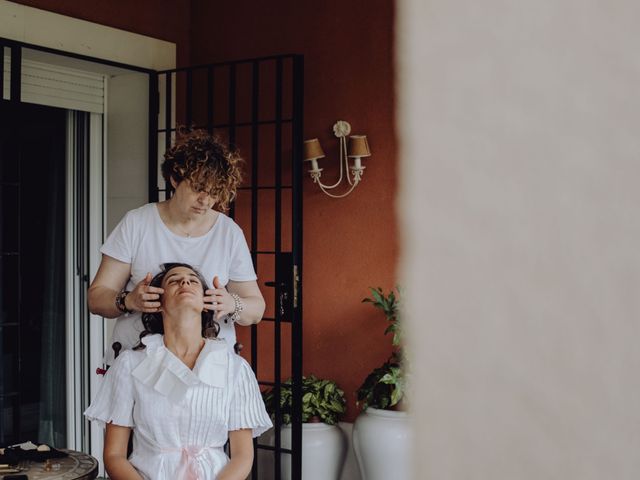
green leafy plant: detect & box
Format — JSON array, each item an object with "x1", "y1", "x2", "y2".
[
  {"x1": 362, "y1": 286, "x2": 401, "y2": 347},
  {"x1": 356, "y1": 287, "x2": 405, "y2": 411},
  {"x1": 263, "y1": 375, "x2": 347, "y2": 425}
]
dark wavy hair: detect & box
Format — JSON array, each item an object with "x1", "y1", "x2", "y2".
[
  {"x1": 161, "y1": 128, "x2": 243, "y2": 211},
  {"x1": 135, "y1": 263, "x2": 219, "y2": 350}
]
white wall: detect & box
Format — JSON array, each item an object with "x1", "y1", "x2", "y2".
[
  {"x1": 398, "y1": 1, "x2": 640, "y2": 479},
  {"x1": 103, "y1": 72, "x2": 150, "y2": 355},
  {"x1": 106, "y1": 72, "x2": 150, "y2": 233}
]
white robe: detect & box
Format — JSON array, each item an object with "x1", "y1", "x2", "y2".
[{"x1": 85, "y1": 334, "x2": 272, "y2": 479}]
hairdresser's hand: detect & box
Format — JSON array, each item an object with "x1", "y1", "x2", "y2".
[
  {"x1": 205, "y1": 276, "x2": 234, "y2": 320},
  {"x1": 125, "y1": 272, "x2": 164, "y2": 313}
]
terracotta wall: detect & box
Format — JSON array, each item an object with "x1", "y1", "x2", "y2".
[
  {"x1": 189, "y1": 0, "x2": 398, "y2": 421},
  {"x1": 10, "y1": 0, "x2": 192, "y2": 66},
  {"x1": 12, "y1": 0, "x2": 398, "y2": 422}
]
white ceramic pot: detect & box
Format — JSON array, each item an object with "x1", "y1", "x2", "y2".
[
  {"x1": 352, "y1": 408, "x2": 412, "y2": 480},
  {"x1": 257, "y1": 423, "x2": 347, "y2": 480}
]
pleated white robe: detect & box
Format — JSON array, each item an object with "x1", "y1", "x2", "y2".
[{"x1": 85, "y1": 334, "x2": 272, "y2": 480}]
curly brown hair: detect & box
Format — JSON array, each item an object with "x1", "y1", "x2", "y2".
[{"x1": 161, "y1": 128, "x2": 243, "y2": 211}]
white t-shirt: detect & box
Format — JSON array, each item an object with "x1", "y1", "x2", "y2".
[{"x1": 101, "y1": 203, "x2": 257, "y2": 364}]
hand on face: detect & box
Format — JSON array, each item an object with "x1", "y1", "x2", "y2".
[
  {"x1": 204, "y1": 276, "x2": 234, "y2": 320},
  {"x1": 127, "y1": 272, "x2": 164, "y2": 313}
]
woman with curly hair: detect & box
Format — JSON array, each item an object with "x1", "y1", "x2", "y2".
[
  {"x1": 85, "y1": 263, "x2": 272, "y2": 480},
  {"x1": 88, "y1": 129, "x2": 265, "y2": 366}
]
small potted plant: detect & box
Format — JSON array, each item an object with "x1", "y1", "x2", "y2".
[
  {"x1": 353, "y1": 287, "x2": 412, "y2": 480},
  {"x1": 261, "y1": 375, "x2": 348, "y2": 480},
  {"x1": 356, "y1": 287, "x2": 405, "y2": 411}
]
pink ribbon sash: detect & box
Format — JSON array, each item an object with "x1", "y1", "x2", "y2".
[{"x1": 163, "y1": 445, "x2": 206, "y2": 480}]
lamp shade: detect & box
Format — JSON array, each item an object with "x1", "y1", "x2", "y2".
[
  {"x1": 348, "y1": 135, "x2": 371, "y2": 157},
  {"x1": 303, "y1": 138, "x2": 325, "y2": 161}
]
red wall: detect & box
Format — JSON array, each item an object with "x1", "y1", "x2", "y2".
[
  {"x1": 189, "y1": 0, "x2": 398, "y2": 421},
  {"x1": 12, "y1": 0, "x2": 398, "y2": 422}
]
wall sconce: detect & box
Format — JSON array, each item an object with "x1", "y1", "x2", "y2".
[{"x1": 303, "y1": 120, "x2": 371, "y2": 198}]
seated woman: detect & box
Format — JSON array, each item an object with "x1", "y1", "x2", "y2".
[{"x1": 85, "y1": 262, "x2": 272, "y2": 480}]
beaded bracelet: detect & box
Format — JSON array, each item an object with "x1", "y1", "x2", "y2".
[
  {"x1": 115, "y1": 289, "x2": 132, "y2": 314},
  {"x1": 227, "y1": 292, "x2": 244, "y2": 323}
]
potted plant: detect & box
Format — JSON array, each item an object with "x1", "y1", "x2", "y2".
[
  {"x1": 261, "y1": 375, "x2": 348, "y2": 480},
  {"x1": 352, "y1": 287, "x2": 412, "y2": 480},
  {"x1": 356, "y1": 287, "x2": 405, "y2": 410}
]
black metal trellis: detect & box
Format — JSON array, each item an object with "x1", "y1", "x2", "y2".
[{"x1": 150, "y1": 54, "x2": 304, "y2": 479}]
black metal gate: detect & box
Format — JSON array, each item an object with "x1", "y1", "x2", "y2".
[{"x1": 149, "y1": 55, "x2": 305, "y2": 479}]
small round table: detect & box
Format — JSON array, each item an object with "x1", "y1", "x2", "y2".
[{"x1": 12, "y1": 449, "x2": 98, "y2": 480}]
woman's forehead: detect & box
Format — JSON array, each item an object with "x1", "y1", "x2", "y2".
[{"x1": 163, "y1": 266, "x2": 199, "y2": 281}]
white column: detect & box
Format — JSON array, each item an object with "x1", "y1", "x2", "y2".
[{"x1": 399, "y1": 1, "x2": 640, "y2": 478}]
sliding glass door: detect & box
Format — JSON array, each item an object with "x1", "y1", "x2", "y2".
[{"x1": 0, "y1": 101, "x2": 68, "y2": 446}]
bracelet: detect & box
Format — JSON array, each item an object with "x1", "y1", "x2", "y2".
[
  {"x1": 115, "y1": 290, "x2": 132, "y2": 314},
  {"x1": 227, "y1": 293, "x2": 244, "y2": 323}
]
